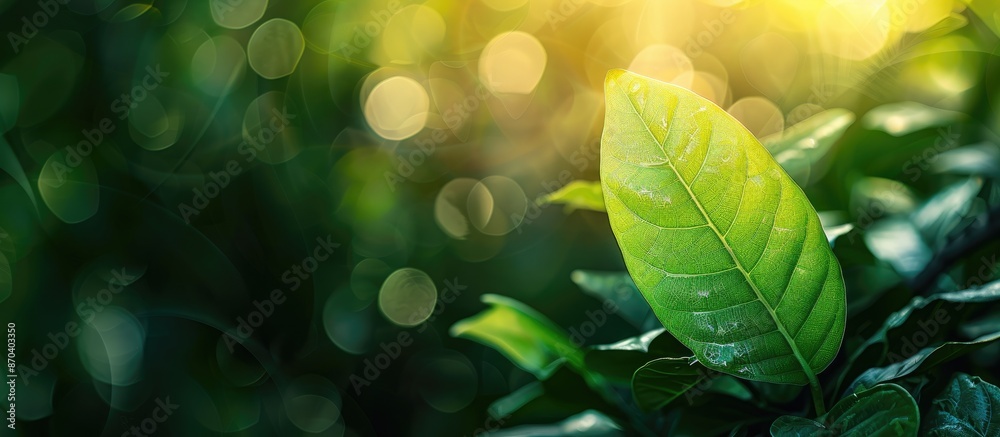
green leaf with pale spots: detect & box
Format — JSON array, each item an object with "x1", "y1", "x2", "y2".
[
  {"x1": 600, "y1": 69, "x2": 846, "y2": 385},
  {"x1": 923, "y1": 373, "x2": 1000, "y2": 436},
  {"x1": 770, "y1": 384, "x2": 918, "y2": 436},
  {"x1": 539, "y1": 180, "x2": 606, "y2": 212}
]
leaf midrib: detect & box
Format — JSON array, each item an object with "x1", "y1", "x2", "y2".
[{"x1": 613, "y1": 78, "x2": 820, "y2": 385}]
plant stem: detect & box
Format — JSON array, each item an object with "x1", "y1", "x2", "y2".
[{"x1": 809, "y1": 379, "x2": 827, "y2": 417}]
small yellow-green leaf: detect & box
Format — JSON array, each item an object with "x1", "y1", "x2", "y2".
[
  {"x1": 450, "y1": 294, "x2": 583, "y2": 379},
  {"x1": 539, "y1": 180, "x2": 606, "y2": 212}
]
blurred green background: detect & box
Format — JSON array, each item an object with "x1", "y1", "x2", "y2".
[{"x1": 1, "y1": 0, "x2": 1000, "y2": 435}]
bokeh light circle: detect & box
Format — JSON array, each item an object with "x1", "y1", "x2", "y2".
[
  {"x1": 378, "y1": 268, "x2": 438, "y2": 327},
  {"x1": 364, "y1": 76, "x2": 430, "y2": 141},
  {"x1": 247, "y1": 18, "x2": 305, "y2": 79}
]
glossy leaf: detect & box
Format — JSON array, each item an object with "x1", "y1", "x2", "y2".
[
  {"x1": 910, "y1": 177, "x2": 983, "y2": 249},
  {"x1": 932, "y1": 144, "x2": 1000, "y2": 177},
  {"x1": 489, "y1": 409, "x2": 623, "y2": 436},
  {"x1": 864, "y1": 218, "x2": 932, "y2": 279},
  {"x1": 451, "y1": 294, "x2": 584, "y2": 379},
  {"x1": 631, "y1": 357, "x2": 706, "y2": 411},
  {"x1": 600, "y1": 69, "x2": 846, "y2": 385},
  {"x1": 770, "y1": 384, "x2": 918, "y2": 437},
  {"x1": 583, "y1": 329, "x2": 691, "y2": 383},
  {"x1": 862, "y1": 102, "x2": 963, "y2": 137},
  {"x1": 848, "y1": 331, "x2": 1000, "y2": 393},
  {"x1": 570, "y1": 270, "x2": 657, "y2": 330},
  {"x1": 540, "y1": 180, "x2": 606, "y2": 212},
  {"x1": 835, "y1": 281, "x2": 1000, "y2": 396},
  {"x1": 761, "y1": 109, "x2": 855, "y2": 186},
  {"x1": 922, "y1": 373, "x2": 1000, "y2": 436}
]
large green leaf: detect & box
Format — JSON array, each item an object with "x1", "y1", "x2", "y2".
[
  {"x1": 631, "y1": 357, "x2": 706, "y2": 411},
  {"x1": 847, "y1": 331, "x2": 1000, "y2": 393},
  {"x1": 600, "y1": 69, "x2": 846, "y2": 385},
  {"x1": 761, "y1": 109, "x2": 855, "y2": 186},
  {"x1": 451, "y1": 294, "x2": 584, "y2": 380},
  {"x1": 770, "y1": 384, "x2": 919, "y2": 437},
  {"x1": 922, "y1": 373, "x2": 1000, "y2": 436}
]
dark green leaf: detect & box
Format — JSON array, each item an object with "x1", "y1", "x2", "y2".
[
  {"x1": 922, "y1": 373, "x2": 1000, "y2": 436},
  {"x1": 631, "y1": 357, "x2": 706, "y2": 411},
  {"x1": 848, "y1": 331, "x2": 1000, "y2": 393},
  {"x1": 570, "y1": 270, "x2": 657, "y2": 330},
  {"x1": 770, "y1": 384, "x2": 919, "y2": 436},
  {"x1": 835, "y1": 281, "x2": 1000, "y2": 395},
  {"x1": 584, "y1": 329, "x2": 690, "y2": 383}
]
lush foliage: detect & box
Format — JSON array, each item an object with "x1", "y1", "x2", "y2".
[{"x1": 452, "y1": 69, "x2": 1000, "y2": 435}]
